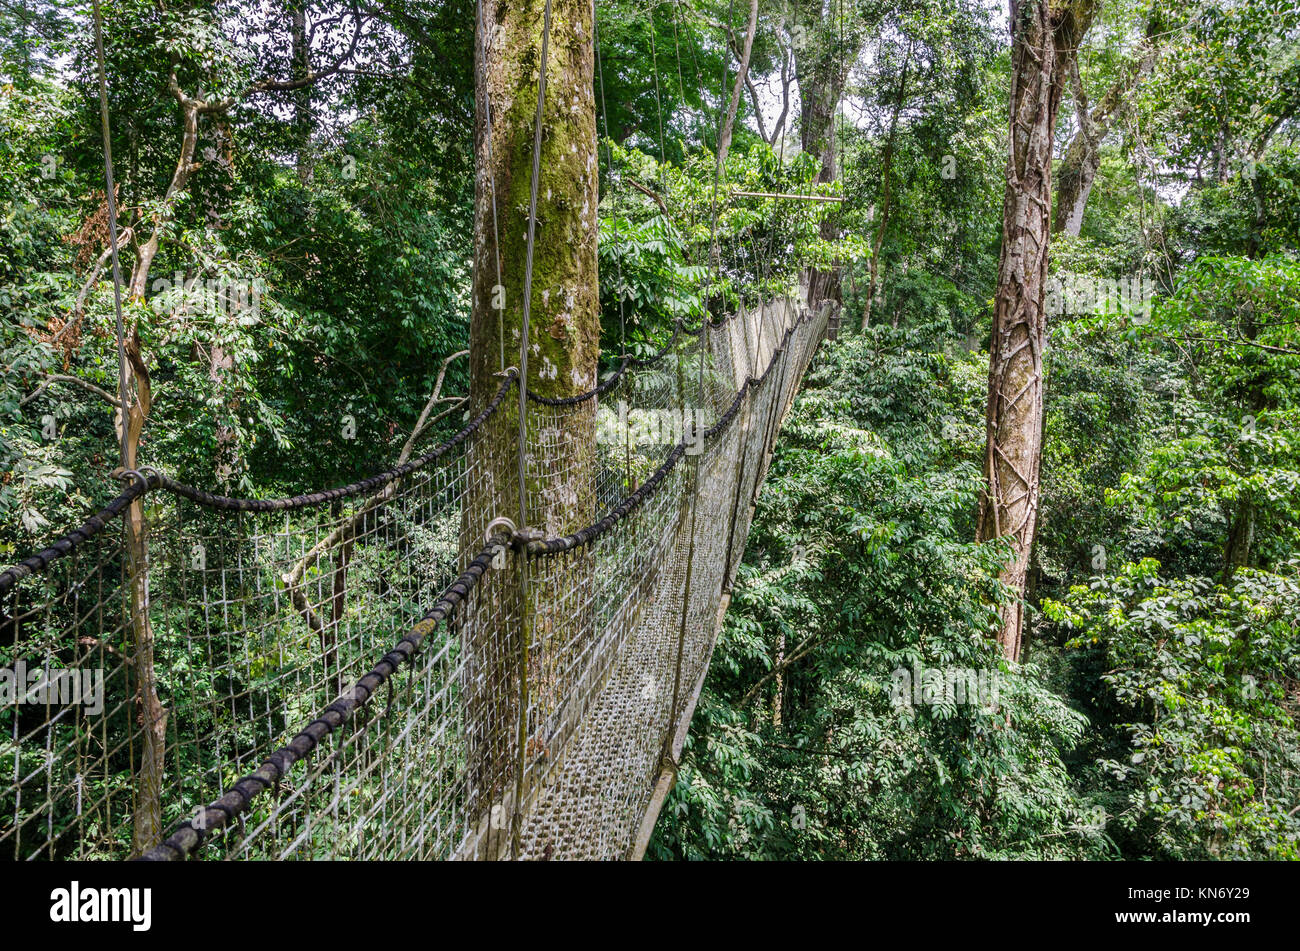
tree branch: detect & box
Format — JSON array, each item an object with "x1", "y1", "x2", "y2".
[
  {"x1": 739, "y1": 631, "x2": 821, "y2": 707},
  {"x1": 238, "y1": 3, "x2": 367, "y2": 100},
  {"x1": 21, "y1": 374, "x2": 120, "y2": 409},
  {"x1": 628, "y1": 177, "x2": 669, "y2": 212}
]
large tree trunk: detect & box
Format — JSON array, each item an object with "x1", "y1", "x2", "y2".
[
  {"x1": 799, "y1": 63, "x2": 842, "y2": 308},
  {"x1": 792, "y1": 6, "x2": 863, "y2": 310},
  {"x1": 463, "y1": 0, "x2": 600, "y2": 854},
  {"x1": 291, "y1": 0, "x2": 314, "y2": 181},
  {"x1": 468, "y1": 1, "x2": 599, "y2": 414},
  {"x1": 977, "y1": 0, "x2": 1096, "y2": 662}
]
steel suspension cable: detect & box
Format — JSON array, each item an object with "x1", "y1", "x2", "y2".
[
  {"x1": 592, "y1": 4, "x2": 627, "y2": 360},
  {"x1": 517, "y1": 0, "x2": 555, "y2": 523},
  {"x1": 511, "y1": 0, "x2": 555, "y2": 857}
]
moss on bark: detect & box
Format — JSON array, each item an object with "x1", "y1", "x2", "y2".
[{"x1": 462, "y1": 0, "x2": 600, "y2": 849}]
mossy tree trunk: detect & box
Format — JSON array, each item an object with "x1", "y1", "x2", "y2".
[
  {"x1": 798, "y1": 58, "x2": 842, "y2": 309},
  {"x1": 463, "y1": 0, "x2": 599, "y2": 847}
]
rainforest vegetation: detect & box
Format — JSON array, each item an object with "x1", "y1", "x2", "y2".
[{"x1": 2, "y1": 0, "x2": 1298, "y2": 861}]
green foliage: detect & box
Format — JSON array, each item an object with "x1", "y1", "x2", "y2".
[
  {"x1": 599, "y1": 213, "x2": 706, "y2": 330},
  {"x1": 653, "y1": 330, "x2": 1105, "y2": 860},
  {"x1": 1045, "y1": 559, "x2": 1300, "y2": 858},
  {"x1": 1108, "y1": 407, "x2": 1300, "y2": 570},
  {"x1": 3, "y1": 0, "x2": 1300, "y2": 864}
]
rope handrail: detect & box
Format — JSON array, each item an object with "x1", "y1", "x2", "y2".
[
  {"x1": 4, "y1": 289, "x2": 801, "y2": 598},
  {"x1": 1, "y1": 303, "x2": 802, "y2": 595},
  {"x1": 0, "y1": 471, "x2": 159, "y2": 596},
  {"x1": 527, "y1": 307, "x2": 809, "y2": 556},
  {"x1": 0, "y1": 290, "x2": 796, "y2": 594},
  {"x1": 138, "y1": 535, "x2": 510, "y2": 861},
  {"x1": 526, "y1": 354, "x2": 638, "y2": 407},
  {"x1": 0, "y1": 371, "x2": 518, "y2": 595}
]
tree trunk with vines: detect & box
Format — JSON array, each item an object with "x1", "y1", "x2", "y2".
[{"x1": 977, "y1": 0, "x2": 1097, "y2": 662}]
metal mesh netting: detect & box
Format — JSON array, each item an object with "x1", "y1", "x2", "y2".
[{"x1": 1, "y1": 293, "x2": 828, "y2": 861}]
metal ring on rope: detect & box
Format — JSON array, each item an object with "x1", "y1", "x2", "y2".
[
  {"x1": 484, "y1": 516, "x2": 519, "y2": 548},
  {"x1": 116, "y1": 468, "x2": 149, "y2": 493}
]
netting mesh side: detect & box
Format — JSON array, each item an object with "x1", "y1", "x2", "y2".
[
  {"x1": 509, "y1": 295, "x2": 828, "y2": 859},
  {"x1": 169, "y1": 445, "x2": 486, "y2": 860},
  {"x1": 2, "y1": 521, "x2": 134, "y2": 859},
  {"x1": 0, "y1": 293, "x2": 827, "y2": 861}
]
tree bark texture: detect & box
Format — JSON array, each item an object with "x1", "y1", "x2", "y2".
[
  {"x1": 464, "y1": 0, "x2": 600, "y2": 844},
  {"x1": 977, "y1": 0, "x2": 1097, "y2": 662}
]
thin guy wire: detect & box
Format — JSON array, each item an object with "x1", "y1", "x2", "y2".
[
  {"x1": 91, "y1": 0, "x2": 129, "y2": 470},
  {"x1": 513, "y1": 0, "x2": 555, "y2": 858}
]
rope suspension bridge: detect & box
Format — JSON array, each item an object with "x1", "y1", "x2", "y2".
[
  {"x1": 1, "y1": 289, "x2": 830, "y2": 860},
  {"x1": 2, "y1": 0, "x2": 846, "y2": 861}
]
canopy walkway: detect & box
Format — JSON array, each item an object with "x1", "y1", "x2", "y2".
[{"x1": 1, "y1": 292, "x2": 829, "y2": 861}]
